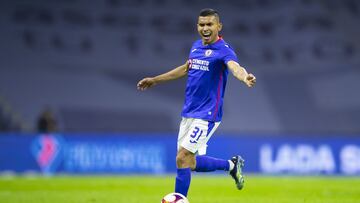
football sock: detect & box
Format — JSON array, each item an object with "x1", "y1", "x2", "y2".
[
  {"x1": 228, "y1": 160, "x2": 235, "y2": 171},
  {"x1": 194, "y1": 155, "x2": 230, "y2": 172},
  {"x1": 175, "y1": 168, "x2": 191, "y2": 197}
]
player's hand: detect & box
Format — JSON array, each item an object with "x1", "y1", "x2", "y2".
[
  {"x1": 137, "y1": 77, "x2": 157, "y2": 91},
  {"x1": 244, "y1": 73, "x2": 256, "y2": 87}
]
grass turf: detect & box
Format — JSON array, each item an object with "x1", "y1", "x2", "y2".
[{"x1": 1, "y1": 175, "x2": 360, "y2": 203}]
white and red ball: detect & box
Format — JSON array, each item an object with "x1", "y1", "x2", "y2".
[{"x1": 161, "y1": 192, "x2": 189, "y2": 203}]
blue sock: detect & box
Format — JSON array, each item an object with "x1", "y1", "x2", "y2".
[
  {"x1": 195, "y1": 155, "x2": 230, "y2": 172},
  {"x1": 175, "y1": 168, "x2": 191, "y2": 197}
]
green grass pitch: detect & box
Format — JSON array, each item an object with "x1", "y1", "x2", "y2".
[{"x1": 1, "y1": 175, "x2": 360, "y2": 203}]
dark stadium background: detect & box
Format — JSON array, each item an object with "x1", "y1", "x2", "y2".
[{"x1": 0, "y1": 0, "x2": 359, "y2": 175}]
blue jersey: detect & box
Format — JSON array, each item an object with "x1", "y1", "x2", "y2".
[{"x1": 181, "y1": 38, "x2": 239, "y2": 122}]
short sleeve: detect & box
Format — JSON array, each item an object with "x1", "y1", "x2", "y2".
[
  {"x1": 188, "y1": 40, "x2": 201, "y2": 58},
  {"x1": 222, "y1": 44, "x2": 239, "y2": 64}
]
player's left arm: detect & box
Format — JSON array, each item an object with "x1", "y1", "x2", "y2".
[{"x1": 227, "y1": 60, "x2": 256, "y2": 87}]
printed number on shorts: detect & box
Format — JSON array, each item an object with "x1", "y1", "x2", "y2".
[{"x1": 190, "y1": 127, "x2": 203, "y2": 143}]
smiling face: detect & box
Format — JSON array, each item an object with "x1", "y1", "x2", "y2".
[{"x1": 197, "y1": 15, "x2": 222, "y2": 45}]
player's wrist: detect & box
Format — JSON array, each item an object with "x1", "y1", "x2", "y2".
[
  {"x1": 151, "y1": 77, "x2": 159, "y2": 85},
  {"x1": 241, "y1": 73, "x2": 248, "y2": 82}
]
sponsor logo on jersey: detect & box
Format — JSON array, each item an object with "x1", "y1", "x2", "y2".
[{"x1": 189, "y1": 59, "x2": 210, "y2": 71}]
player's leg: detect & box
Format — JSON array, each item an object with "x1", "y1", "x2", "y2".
[
  {"x1": 175, "y1": 118, "x2": 244, "y2": 196},
  {"x1": 175, "y1": 118, "x2": 224, "y2": 196},
  {"x1": 186, "y1": 119, "x2": 244, "y2": 190},
  {"x1": 192, "y1": 120, "x2": 231, "y2": 172},
  {"x1": 194, "y1": 154, "x2": 245, "y2": 190},
  {"x1": 175, "y1": 147, "x2": 195, "y2": 196},
  {"x1": 174, "y1": 118, "x2": 194, "y2": 197}
]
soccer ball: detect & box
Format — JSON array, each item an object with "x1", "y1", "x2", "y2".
[{"x1": 161, "y1": 192, "x2": 189, "y2": 203}]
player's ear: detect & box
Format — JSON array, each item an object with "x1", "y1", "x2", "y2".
[{"x1": 218, "y1": 22, "x2": 223, "y2": 32}]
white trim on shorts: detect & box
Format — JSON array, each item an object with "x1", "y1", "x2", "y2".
[{"x1": 177, "y1": 117, "x2": 220, "y2": 155}]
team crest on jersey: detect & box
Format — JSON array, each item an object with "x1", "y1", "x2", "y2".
[{"x1": 205, "y1": 49, "x2": 212, "y2": 57}]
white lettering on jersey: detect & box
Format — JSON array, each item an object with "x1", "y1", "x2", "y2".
[{"x1": 190, "y1": 59, "x2": 210, "y2": 71}]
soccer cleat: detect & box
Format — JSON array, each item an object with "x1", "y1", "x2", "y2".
[{"x1": 229, "y1": 155, "x2": 245, "y2": 190}]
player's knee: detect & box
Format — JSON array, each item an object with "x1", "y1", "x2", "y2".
[
  {"x1": 176, "y1": 149, "x2": 195, "y2": 169},
  {"x1": 176, "y1": 155, "x2": 182, "y2": 166},
  {"x1": 176, "y1": 153, "x2": 187, "y2": 167}
]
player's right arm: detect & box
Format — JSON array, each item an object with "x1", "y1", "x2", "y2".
[{"x1": 137, "y1": 61, "x2": 189, "y2": 91}]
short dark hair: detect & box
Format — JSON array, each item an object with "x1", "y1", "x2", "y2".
[{"x1": 199, "y1": 8, "x2": 219, "y2": 18}]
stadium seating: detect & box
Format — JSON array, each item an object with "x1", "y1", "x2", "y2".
[{"x1": 0, "y1": 0, "x2": 359, "y2": 133}]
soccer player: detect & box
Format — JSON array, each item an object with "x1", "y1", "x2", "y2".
[{"x1": 137, "y1": 8, "x2": 256, "y2": 197}]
